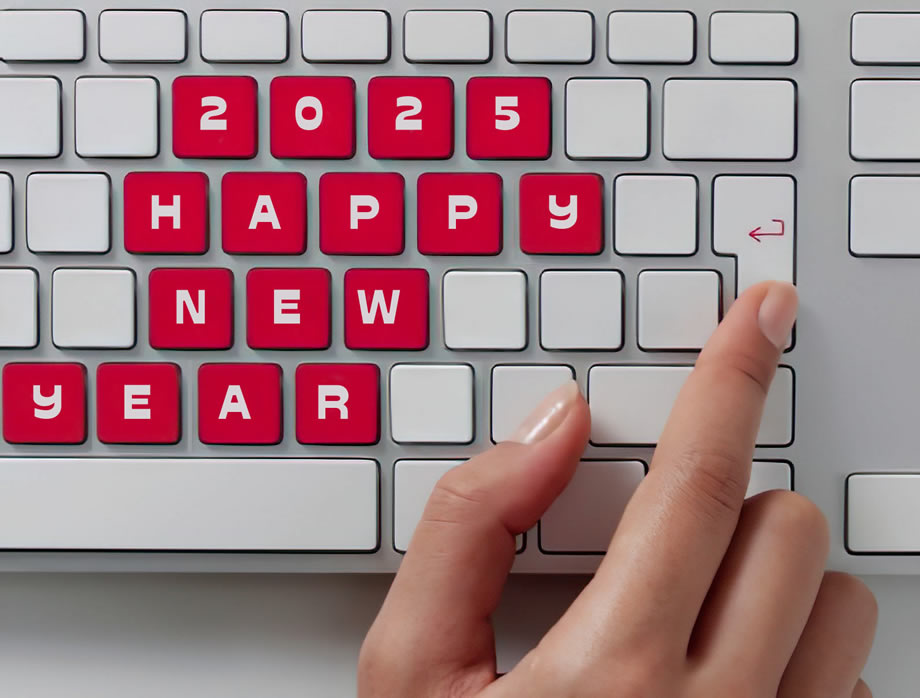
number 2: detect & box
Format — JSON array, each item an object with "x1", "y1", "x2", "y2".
[
  {"x1": 395, "y1": 96, "x2": 423, "y2": 131},
  {"x1": 200, "y1": 96, "x2": 228, "y2": 131}
]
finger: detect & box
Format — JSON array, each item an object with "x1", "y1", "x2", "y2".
[
  {"x1": 358, "y1": 381, "x2": 590, "y2": 696},
  {"x1": 853, "y1": 679, "x2": 873, "y2": 698},
  {"x1": 777, "y1": 573, "x2": 878, "y2": 698}
]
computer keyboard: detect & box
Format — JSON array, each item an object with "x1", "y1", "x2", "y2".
[{"x1": 0, "y1": 0, "x2": 915, "y2": 574}]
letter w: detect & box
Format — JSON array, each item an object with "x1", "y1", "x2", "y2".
[{"x1": 357, "y1": 289, "x2": 399, "y2": 325}]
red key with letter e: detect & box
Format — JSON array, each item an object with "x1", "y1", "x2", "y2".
[
  {"x1": 320, "y1": 173, "x2": 405, "y2": 255},
  {"x1": 368, "y1": 77, "x2": 454, "y2": 159},
  {"x1": 344, "y1": 268, "x2": 429, "y2": 350},
  {"x1": 417, "y1": 172, "x2": 502, "y2": 255},
  {"x1": 2, "y1": 363, "x2": 86, "y2": 444},
  {"x1": 124, "y1": 172, "x2": 209, "y2": 254},
  {"x1": 222, "y1": 172, "x2": 307, "y2": 255},
  {"x1": 96, "y1": 363, "x2": 181, "y2": 444},
  {"x1": 246, "y1": 268, "x2": 331, "y2": 349},
  {"x1": 296, "y1": 364, "x2": 380, "y2": 445},
  {"x1": 270, "y1": 76, "x2": 356, "y2": 159},
  {"x1": 466, "y1": 77, "x2": 551, "y2": 160},
  {"x1": 172, "y1": 76, "x2": 258, "y2": 159},
  {"x1": 519, "y1": 173, "x2": 604, "y2": 254},
  {"x1": 198, "y1": 363, "x2": 282, "y2": 445},
  {"x1": 149, "y1": 268, "x2": 234, "y2": 349}
]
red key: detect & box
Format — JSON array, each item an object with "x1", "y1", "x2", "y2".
[
  {"x1": 198, "y1": 363, "x2": 282, "y2": 445},
  {"x1": 466, "y1": 77, "x2": 551, "y2": 160},
  {"x1": 368, "y1": 77, "x2": 454, "y2": 159},
  {"x1": 246, "y1": 268, "x2": 331, "y2": 350},
  {"x1": 319, "y1": 173, "x2": 404, "y2": 255},
  {"x1": 519, "y1": 173, "x2": 604, "y2": 254},
  {"x1": 295, "y1": 364, "x2": 380, "y2": 445},
  {"x1": 96, "y1": 363, "x2": 181, "y2": 444},
  {"x1": 222, "y1": 172, "x2": 307, "y2": 254},
  {"x1": 172, "y1": 76, "x2": 258, "y2": 159},
  {"x1": 417, "y1": 172, "x2": 502, "y2": 255},
  {"x1": 2, "y1": 363, "x2": 86, "y2": 444},
  {"x1": 124, "y1": 172, "x2": 209, "y2": 254},
  {"x1": 344, "y1": 268, "x2": 429, "y2": 350},
  {"x1": 270, "y1": 76, "x2": 356, "y2": 159},
  {"x1": 149, "y1": 268, "x2": 234, "y2": 349}
]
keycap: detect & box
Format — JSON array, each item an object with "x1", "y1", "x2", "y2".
[
  {"x1": 589, "y1": 365, "x2": 794, "y2": 446},
  {"x1": 519, "y1": 174, "x2": 603, "y2": 255},
  {"x1": 2, "y1": 363, "x2": 86, "y2": 444},
  {"x1": 403, "y1": 10, "x2": 491, "y2": 63},
  {"x1": 270, "y1": 76, "x2": 356, "y2": 159},
  {"x1": 443, "y1": 271, "x2": 527, "y2": 350},
  {"x1": 713, "y1": 175, "x2": 796, "y2": 293},
  {"x1": 368, "y1": 77, "x2": 454, "y2": 159},
  {"x1": 222, "y1": 172, "x2": 307, "y2": 254},
  {"x1": 852, "y1": 13, "x2": 920, "y2": 65},
  {"x1": 344, "y1": 269, "x2": 429, "y2": 350},
  {"x1": 851, "y1": 80, "x2": 920, "y2": 161},
  {"x1": 302, "y1": 10, "x2": 390, "y2": 63},
  {"x1": 390, "y1": 364, "x2": 474, "y2": 444},
  {"x1": 0, "y1": 77, "x2": 61, "y2": 157},
  {"x1": 637, "y1": 270, "x2": 721, "y2": 351},
  {"x1": 417, "y1": 173, "x2": 502, "y2": 255},
  {"x1": 0, "y1": 172, "x2": 11, "y2": 253},
  {"x1": 491, "y1": 365, "x2": 574, "y2": 442},
  {"x1": 0, "y1": 10, "x2": 84, "y2": 61},
  {"x1": 540, "y1": 271, "x2": 623, "y2": 351},
  {"x1": 246, "y1": 268, "x2": 331, "y2": 349},
  {"x1": 614, "y1": 175, "x2": 698, "y2": 255},
  {"x1": 565, "y1": 79, "x2": 649, "y2": 160},
  {"x1": 847, "y1": 474, "x2": 920, "y2": 554},
  {"x1": 98, "y1": 10, "x2": 187, "y2": 63},
  {"x1": 607, "y1": 11, "x2": 695, "y2": 64},
  {"x1": 0, "y1": 269, "x2": 38, "y2": 348},
  {"x1": 393, "y1": 460, "x2": 464, "y2": 552},
  {"x1": 172, "y1": 76, "x2": 258, "y2": 159},
  {"x1": 0, "y1": 458, "x2": 379, "y2": 551},
  {"x1": 466, "y1": 77, "x2": 551, "y2": 160},
  {"x1": 850, "y1": 176, "x2": 920, "y2": 256},
  {"x1": 198, "y1": 363, "x2": 282, "y2": 445},
  {"x1": 506, "y1": 10, "x2": 594, "y2": 64},
  {"x1": 75, "y1": 77, "x2": 159, "y2": 157},
  {"x1": 96, "y1": 363, "x2": 181, "y2": 444},
  {"x1": 201, "y1": 10, "x2": 288, "y2": 63},
  {"x1": 320, "y1": 173, "x2": 405, "y2": 255},
  {"x1": 52, "y1": 269, "x2": 136, "y2": 349},
  {"x1": 26, "y1": 173, "x2": 110, "y2": 253},
  {"x1": 295, "y1": 364, "x2": 380, "y2": 445},
  {"x1": 123, "y1": 171, "x2": 210, "y2": 254},
  {"x1": 663, "y1": 79, "x2": 796, "y2": 160},
  {"x1": 149, "y1": 268, "x2": 234, "y2": 350},
  {"x1": 747, "y1": 461, "x2": 793, "y2": 498},
  {"x1": 710, "y1": 12, "x2": 797, "y2": 64},
  {"x1": 540, "y1": 461, "x2": 646, "y2": 553}
]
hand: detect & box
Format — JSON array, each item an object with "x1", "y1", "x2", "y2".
[{"x1": 358, "y1": 282, "x2": 877, "y2": 698}]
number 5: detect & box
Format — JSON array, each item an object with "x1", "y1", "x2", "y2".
[
  {"x1": 200, "y1": 96, "x2": 228, "y2": 131},
  {"x1": 495, "y1": 96, "x2": 520, "y2": 131}
]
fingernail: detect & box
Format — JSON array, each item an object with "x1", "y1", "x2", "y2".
[
  {"x1": 510, "y1": 380, "x2": 580, "y2": 445},
  {"x1": 757, "y1": 282, "x2": 798, "y2": 350}
]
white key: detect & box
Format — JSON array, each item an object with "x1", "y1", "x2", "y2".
[
  {"x1": 852, "y1": 13, "x2": 920, "y2": 65},
  {"x1": 747, "y1": 461, "x2": 792, "y2": 498},
  {"x1": 607, "y1": 11, "x2": 695, "y2": 64},
  {"x1": 506, "y1": 10, "x2": 593, "y2": 63},
  {"x1": 566, "y1": 79, "x2": 649, "y2": 160},
  {"x1": 663, "y1": 79, "x2": 796, "y2": 160},
  {"x1": 713, "y1": 176, "x2": 796, "y2": 293},
  {"x1": 390, "y1": 364, "x2": 474, "y2": 444},
  {"x1": 850, "y1": 176, "x2": 920, "y2": 256},
  {"x1": 851, "y1": 80, "x2": 920, "y2": 160},
  {"x1": 847, "y1": 474, "x2": 920, "y2": 553},
  {"x1": 99, "y1": 10, "x2": 186, "y2": 62},
  {"x1": 614, "y1": 175, "x2": 698, "y2": 255},
  {"x1": 27, "y1": 173, "x2": 110, "y2": 253},
  {"x1": 302, "y1": 10, "x2": 389, "y2": 63},
  {"x1": 0, "y1": 173, "x2": 10, "y2": 253},
  {"x1": 0, "y1": 78, "x2": 61, "y2": 157},
  {"x1": 710, "y1": 12, "x2": 797, "y2": 64},
  {"x1": 443, "y1": 271, "x2": 527, "y2": 350},
  {"x1": 0, "y1": 10, "x2": 84, "y2": 61},
  {"x1": 403, "y1": 10, "x2": 491, "y2": 63},
  {"x1": 0, "y1": 458, "x2": 378, "y2": 551},
  {"x1": 52, "y1": 268, "x2": 135, "y2": 349},
  {"x1": 75, "y1": 77, "x2": 158, "y2": 158},
  {"x1": 588, "y1": 365, "x2": 793, "y2": 446},
  {"x1": 0, "y1": 269, "x2": 38, "y2": 348},
  {"x1": 201, "y1": 10, "x2": 288, "y2": 62},
  {"x1": 540, "y1": 461, "x2": 645, "y2": 553},
  {"x1": 637, "y1": 270, "x2": 721, "y2": 351},
  {"x1": 491, "y1": 365, "x2": 574, "y2": 442},
  {"x1": 393, "y1": 459, "x2": 463, "y2": 552},
  {"x1": 540, "y1": 270, "x2": 623, "y2": 351}
]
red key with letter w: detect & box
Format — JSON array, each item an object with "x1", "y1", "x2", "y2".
[{"x1": 344, "y1": 269, "x2": 429, "y2": 350}]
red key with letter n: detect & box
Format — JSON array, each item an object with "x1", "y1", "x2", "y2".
[
  {"x1": 344, "y1": 268, "x2": 429, "y2": 350},
  {"x1": 519, "y1": 173, "x2": 604, "y2": 254},
  {"x1": 221, "y1": 172, "x2": 307, "y2": 255},
  {"x1": 246, "y1": 268, "x2": 331, "y2": 350},
  {"x1": 368, "y1": 76, "x2": 454, "y2": 159},
  {"x1": 295, "y1": 363, "x2": 380, "y2": 445},
  {"x1": 172, "y1": 76, "x2": 258, "y2": 159},
  {"x1": 96, "y1": 363, "x2": 181, "y2": 444},
  {"x1": 270, "y1": 76, "x2": 356, "y2": 159},
  {"x1": 466, "y1": 77, "x2": 551, "y2": 160},
  {"x1": 198, "y1": 363, "x2": 282, "y2": 445},
  {"x1": 2, "y1": 363, "x2": 86, "y2": 444},
  {"x1": 124, "y1": 172, "x2": 209, "y2": 254},
  {"x1": 149, "y1": 268, "x2": 234, "y2": 349},
  {"x1": 417, "y1": 172, "x2": 502, "y2": 255}
]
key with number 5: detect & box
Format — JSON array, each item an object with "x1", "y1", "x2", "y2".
[{"x1": 466, "y1": 77, "x2": 551, "y2": 160}]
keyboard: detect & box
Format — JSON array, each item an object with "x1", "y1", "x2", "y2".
[{"x1": 0, "y1": 0, "x2": 914, "y2": 575}]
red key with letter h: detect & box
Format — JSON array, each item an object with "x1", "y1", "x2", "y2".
[
  {"x1": 344, "y1": 268, "x2": 429, "y2": 350},
  {"x1": 149, "y1": 268, "x2": 234, "y2": 349},
  {"x1": 124, "y1": 172, "x2": 209, "y2": 254},
  {"x1": 2, "y1": 363, "x2": 86, "y2": 444},
  {"x1": 296, "y1": 364, "x2": 380, "y2": 445},
  {"x1": 173, "y1": 76, "x2": 258, "y2": 159}
]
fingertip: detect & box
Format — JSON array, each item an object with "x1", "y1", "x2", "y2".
[{"x1": 756, "y1": 282, "x2": 798, "y2": 350}]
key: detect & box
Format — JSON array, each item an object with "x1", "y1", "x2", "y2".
[
  {"x1": 52, "y1": 269, "x2": 135, "y2": 349},
  {"x1": 852, "y1": 13, "x2": 920, "y2": 65},
  {"x1": 851, "y1": 80, "x2": 920, "y2": 160},
  {"x1": 0, "y1": 173, "x2": 10, "y2": 253},
  {"x1": 847, "y1": 474, "x2": 920, "y2": 554},
  {"x1": 637, "y1": 270, "x2": 721, "y2": 351},
  {"x1": 443, "y1": 271, "x2": 527, "y2": 350},
  {"x1": 246, "y1": 268, "x2": 331, "y2": 350},
  {"x1": 663, "y1": 79, "x2": 796, "y2": 160},
  {"x1": 302, "y1": 10, "x2": 389, "y2": 63},
  {"x1": 393, "y1": 460, "x2": 464, "y2": 552},
  {"x1": 172, "y1": 76, "x2": 258, "y2": 159},
  {"x1": 540, "y1": 271, "x2": 623, "y2": 351},
  {"x1": 519, "y1": 173, "x2": 604, "y2": 255},
  {"x1": 710, "y1": 12, "x2": 797, "y2": 64},
  {"x1": 123, "y1": 171, "x2": 210, "y2": 254},
  {"x1": 2, "y1": 363, "x2": 86, "y2": 444},
  {"x1": 96, "y1": 363, "x2": 181, "y2": 445},
  {"x1": 403, "y1": 10, "x2": 491, "y2": 63},
  {"x1": 506, "y1": 10, "x2": 594, "y2": 63},
  {"x1": 0, "y1": 10, "x2": 84, "y2": 61},
  {"x1": 0, "y1": 77, "x2": 61, "y2": 157},
  {"x1": 747, "y1": 461, "x2": 793, "y2": 498},
  {"x1": 0, "y1": 458, "x2": 379, "y2": 551},
  {"x1": 270, "y1": 76, "x2": 356, "y2": 159},
  {"x1": 491, "y1": 365, "x2": 574, "y2": 442},
  {"x1": 417, "y1": 173, "x2": 502, "y2": 255},
  {"x1": 466, "y1": 77, "x2": 551, "y2": 160},
  {"x1": 27, "y1": 173, "x2": 110, "y2": 253},
  {"x1": 0, "y1": 269, "x2": 38, "y2": 348},
  {"x1": 713, "y1": 175, "x2": 796, "y2": 293},
  {"x1": 614, "y1": 174, "x2": 698, "y2": 255},
  {"x1": 75, "y1": 77, "x2": 158, "y2": 157},
  {"x1": 390, "y1": 364, "x2": 473, "y2": 444},
  {"x1": 295, "y1": 364, "x2": 380, "y2": 445},
  {"x1": 99, "y1": 10, "x2": 186, "y2": 63},
  {"x1": 565, "y1": 79, "x2": 649, "y2": 160},
  {"x1": 608, "y1": 11, "x2": 695, "y2": 64},
  {"x1": 850, "y1": 176, "x2": 920, "y2": 256},
  {"x1": 201, "y1": 10, "x2": 288, "y2": 63},
  {"x1": 148, "y1": 268, "x2": 233, "y2": 350},
  {"x1": 198, "y1": 363, "x2": 282, "y2": 445},
  {"x1": 320, "y1": 173, "x2": 404, "y2": 255},
  {"x1": 344, "y1": 268, "x2": 429, "y2": 350},
  {"x1": 222, "y1": 172, "x2": 307, "y2": 254},
  {"x1": 368, "y1": 77, "x2": 454, "y2": 159}
]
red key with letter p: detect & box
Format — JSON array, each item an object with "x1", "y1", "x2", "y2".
[{"x1": 417, "y1": 172, "x2": 502, "y2": 255}]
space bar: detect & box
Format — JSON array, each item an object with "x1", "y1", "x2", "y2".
[{"x1": 0, "y1": 458, "x2": 379, "y2": 551}]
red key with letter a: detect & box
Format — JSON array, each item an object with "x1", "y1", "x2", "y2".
[
  {"x1": 96, "y1": 363, "x2": 181, "y2": 444},
  {"x1": 519, "y1": 173, "x2": 604, "y2": 254},
  {"x1": 270, "y1": 76, "x2": 356, "y2": 159},
  {"x1": 124, "y1": 172, "x2": 209, "y2": 254},
  {"x1": 344, "y1": 269, "x2": 429, "y2": 350},
  {"x1": 296, "y1": 364, "x2": 380, "y2": 445},
  {"x1": 466, "y1": 77, "x2": 551, "y2": 160},
  {"x1": 149, "y1": 268, "x2": 234, "y2": 349},
  {"x1": 417, "y1": 173, "x2": 502, "y2": 255},
  {"x1": 172, "y1": 76, "x2": 258, "y2": 159},
  {"x1": 222, "y1": 172, "x2": 307, "y2": 254},
  {"x1": 246, "y1": 268, "x2": 331, "y2": 349},
  {"x1": 2, "y1": 363, "x2": 86, "y2": 444},
  {"x1": 368, "y1": 77, "x2": 454, "y2": 159},
  {"x1": 198, "y1": 363, "x2": 282, "y2": 445},
  {"x1": 320, "y1": 173, "x2": 404, "y2": 255}
]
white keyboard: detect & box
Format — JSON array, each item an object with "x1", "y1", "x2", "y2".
[{"x1": 0, "y1": 1, "x2": 915, "y2": 574}]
